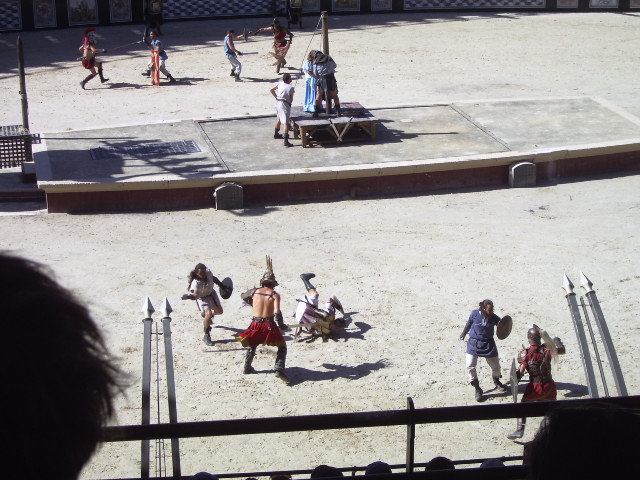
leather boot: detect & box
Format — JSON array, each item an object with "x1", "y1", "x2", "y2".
[
  {"x1": 203, "y1": 327, "x2": 214, "y2": 346},
  {"x1": 283, "y1": 133, "x2": 293, "y2": 147},
  {"x1": 493, "y1": 376, "x2": 508, "y2": 392},
  {"x1": 274, "y1": 345, "x2": 289, "y2": 383},
  {"x1": 98, "y1": 66, "x2": 108, "y2": 83},
  {"x1": 507, "y1": 418, "x2": 526, "y2": 440},
  {"x1": 274, "y1": 128, "x2": 282, "y2": 139},
  {"x1": 80, "y1": 73, "x2": 97, "y2": 89},
  {"x1": 300, "y1": 273, "x2": 316, "y2": 291},
  {"x1": 335, "y1": 103, "x2": 342, "y2": 117},
  {"x1": 244, "y1": 347, "x2": 256, "y2": 374},
  {"x1": 470, "y1": 379, "x2": 483, "y2": 402}
]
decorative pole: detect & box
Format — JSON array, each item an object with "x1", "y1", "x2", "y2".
[
  {"x1": 321, "y1": 11, "x2": 329, "y2": 55},
  {"x1": 141, "y1": 297, "x2": 155, "y2": 479},
  {"x1": 563, "y1": 274, "x2": 598, "y2": 398},
  {"x1": 17, "y1": 36, "x2": 29, "y2": 131},
  {"x1": 580, "y1": 273, "x2": 628, "y2": 396},
  {"x1": 161, "y1": 298, "x2": 181, "y2": 478}
]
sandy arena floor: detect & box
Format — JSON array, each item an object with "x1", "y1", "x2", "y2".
[{"x1": 0, "y1": 11, "x2": 639, "y2": 479}]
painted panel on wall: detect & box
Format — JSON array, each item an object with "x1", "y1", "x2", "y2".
[
  {"x1": 371, "y1": 0, "x2": 393, "y2": 10},
  {"x1": 0, "y1": 0, "x2": 22, "y2": 31},
  {"x1": 110, "y1": 0, "x2": 132, "y2": 22},
  {"x1": 333, "y1": 0, "x2": 360, "y2": 11},
  {"x1": 34, "y1": 0, "x2": 57, "y2": 28},
  {"x1": 68, "y1": 0, "x2": 99, "y2": 26},
  {"x1": 589, "y1": 0, "x2": 618, "y2": 7},
  {"x1": 404, "y1": 0, "x2": 545, "y2": 8},
  {"x1": 303, "y1": 0, "x2": 322, "y2": 11},
  {"x1": 164, "y1": 0, "x2": 287, "y2": 19}
]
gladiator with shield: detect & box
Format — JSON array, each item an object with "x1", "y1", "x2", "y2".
[
  {"x1": 507, "y1": 325, "x2": 564, "y2": 439},
  {"x1": 183, "y1": 263, "x2": 232, "y2": 346},
  {"x1": 459, "y1": 299, "x2": 511, "y2": 401}
]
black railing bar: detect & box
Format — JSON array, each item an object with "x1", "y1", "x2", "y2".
[
  {"x1": 94, "y1": 466, "x2": 528, "y2": 480},
  {"x1": 102, "y1": 396, "x2": 640, "y2": 442},
  {"x1": 96, "y1": 455, "x2": 523, "y2": 480}
]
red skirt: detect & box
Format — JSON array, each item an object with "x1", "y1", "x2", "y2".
[
  {"x1": 82, "y1": 58, "x2": 96, "y2": 70},
  {"x1": 237, "y1": 318, "x2": 285, "y2": 347},
  {"x1": 522, "y1": 381, "x2": 557, "y2": 402}
]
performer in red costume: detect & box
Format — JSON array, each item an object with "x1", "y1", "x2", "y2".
[
  {"x1": 237, "y1": 256, "x2": 290, "y2": 383},
  {"x1": 508, "y1": 326, "x2": 558, "y2": 439},
  {"x1": 78, "y1": 27, "x2": 109, "y2": 89}
]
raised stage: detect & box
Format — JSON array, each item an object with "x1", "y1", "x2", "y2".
[
  {"x1": 32, "y1": 96, "x2": 640, "y2": 213},
  {"x1": 291, "y1": 102, "x2": 378, "y2": 147}
]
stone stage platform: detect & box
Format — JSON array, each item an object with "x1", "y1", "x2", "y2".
[{"x1": 33, "y1": 96, "x2": 640, "y2": 213}]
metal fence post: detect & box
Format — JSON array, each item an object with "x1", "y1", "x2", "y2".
[
  {"x1": 580, "y1": 273, "x2": 628, "y2": 397},
  {"x1": 161, "y1": 298, "x2": 181, "y2": 478},
  {"x1": 562, "y1": 275, "x2": 598, "y2": 398},
  {"x1": 405, "y1": 397, "x2": 415, "y2": 473}
]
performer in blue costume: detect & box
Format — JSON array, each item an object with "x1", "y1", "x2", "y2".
[
  {"x1": 459, "y1": 299, "x2": 508, "y2": 401},
  {"x1": 302, "y1": 51, "x2": 316, "y2": 112}
]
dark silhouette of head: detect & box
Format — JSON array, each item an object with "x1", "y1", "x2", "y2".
[
  {"x1": 365, "y1": 461, "x2": 392, "y2": 475},
  {"x1": 425, "y1": 456, "x2": 455, "y2": 471},
  {"x1": 0, "y1": 253, "x2": 121, "y2": 480},
  {"x1": 311, "y1": 465, "x2": 343, "y2": 478},
  {"x1": 526, "y1": 402, "x2": 640, "y2": 479}
]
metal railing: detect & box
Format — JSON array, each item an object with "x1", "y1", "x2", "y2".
[{"x1": 100, "y1": 395, "x2": 640, "y2": 480}]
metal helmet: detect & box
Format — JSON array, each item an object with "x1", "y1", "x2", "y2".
[
  {"x1": 260, "y1": 255, "x2": 278, "y2": 287},
  {"x1": 527, "y1": 327, "x2": 542, "y2": 345}
]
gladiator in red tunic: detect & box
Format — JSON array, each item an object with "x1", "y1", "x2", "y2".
[
  {"x1": 520, "y1": 344, "x2": 557, "y2": 402},
  {"x1": 78, "y1": 27, "x2": 108, "y2": 89},
  {"x1": 508, "y1": 326, "x2": 558, "y2": 440},
  {"x1": 237, "y1": 256, "x2": 290, "y2": 383}
]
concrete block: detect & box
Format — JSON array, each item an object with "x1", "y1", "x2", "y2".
[
  {"x1": 509, "y1": 161, "x2": 536, "y2": 187},
  {"x1": 21, "y1": 161, "x2": 36, "y2": 183},
  {"x1": 214, "y1": 182, "x2": 243, "y2": 210}
]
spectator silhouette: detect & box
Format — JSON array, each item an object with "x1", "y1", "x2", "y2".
[
  {"x1": 424, "y1": 456, "x2": 455, "y2": 471},
  {"x1": 311, "y1": 465, "x2": 343, "y2": 478},
  {"x1": 365, "y1": 461, "x2": 392, "y2": 476},
  {"x1": 1, "y1": 253, "x2": 122, "y2": 480},
  {"x1": 480, "y1": 458, "x2": 505, "y2": 468},
  {"x1": 525, "y1": 402, "x2": 640, "y2": 479}
]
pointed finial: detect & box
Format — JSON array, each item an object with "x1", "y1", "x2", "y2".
[
  {"x1": 142, "y1": 297, "x2": 155, "y2": 318},
  {"x1": 579, "y1": 272, "x2": 594, "y2": 294},
  {"x1": 161, "y1": 297, "x2": 173, "y2": 318},
  {"x1": 562, "y1": 274, "x2": 575, "y2": 296}
]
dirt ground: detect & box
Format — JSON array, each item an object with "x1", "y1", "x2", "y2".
[{"x1": 0, "y1": 11, "x2": 639, "y2": 480}]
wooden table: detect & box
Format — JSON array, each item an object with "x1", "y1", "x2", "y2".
[{"x1": 290, "y1": 102, "x2": 378, "y2": 148}]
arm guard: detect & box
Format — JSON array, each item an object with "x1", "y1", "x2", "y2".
[
  {"x1": 275, "y1": 311, "x2": 290, "y2": 331},
  {"x1": 240, "y1": 287, "x2": 256, "y2": 306}
]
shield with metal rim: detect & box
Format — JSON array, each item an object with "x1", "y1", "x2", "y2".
[
  {"x1": 496, "y1": 315, "x2": 513, "y2": 340},
  {"x1": 219, "y1": 277, "x2": 233, "y2": 300}
]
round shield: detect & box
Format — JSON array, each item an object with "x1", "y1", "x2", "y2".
[
  {"x1": 219, "y1": 277, "x2": 233, "y2": 300},
  {"x1": 496, "y1": 315, "x2": 513, "y2": 340}
]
